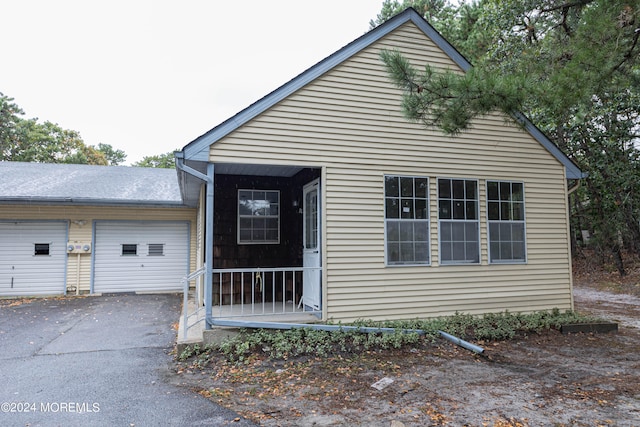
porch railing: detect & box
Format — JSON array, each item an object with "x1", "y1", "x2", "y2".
[
  {"x1": 181, "y1": 265, "x2": 206, "y2": 340},
  {"x1": 210, "y1": 267, "x2": 321, "y2": 318}
]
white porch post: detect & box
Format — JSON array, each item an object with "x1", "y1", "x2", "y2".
[{"x1": 204, "y1": 163, "x2": 215, "y2": 328}]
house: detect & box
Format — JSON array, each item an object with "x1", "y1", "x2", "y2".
[
  {"x1": 0, "y1": 162, "x2": 197, "y2": 297},
  {"x1": 1, "y1": 8, "x2": 583, "y2": 326},
  {"x1": 175, "y1": 7, "x2": 584, "y2": 325}
]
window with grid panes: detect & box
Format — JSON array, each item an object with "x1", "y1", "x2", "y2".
[
  {"x1": 437, "y1": 178, "x2": 479, "y2": 264},
  {"x1": 238, "y1": 190, "x2": 280, "y2": 244},
  {"x1": 384, "y1": 175, "x2": 429, "y2": 265},
  {"x1": 487, "y1": 181, "x2": 526, "y2": 263}
]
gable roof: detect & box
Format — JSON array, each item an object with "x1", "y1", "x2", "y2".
[
  {"x1": 0, "y1": 162, "x2": 184, "y2": 206},
  {"x1": 180, "y1": 7, "x2": 584, "y2": 180}
]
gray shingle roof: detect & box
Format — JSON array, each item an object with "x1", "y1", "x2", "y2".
[{"x1": 0, "y1": 162, "x2": 184, "y2": 206}]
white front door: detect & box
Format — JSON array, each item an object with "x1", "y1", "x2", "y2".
[{"x1": 302, "y1": 179, "x2": 321, "y2": 310}]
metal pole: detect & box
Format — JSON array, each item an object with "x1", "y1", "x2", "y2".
[
  {"x1": 204, "y1": 163, "x2": 214, "y2": 328},
  {"x1": 438, "y1": 330, "x2": 484, "y2": 354},
  {"x1": 182, "y1": 278, "x2": 188, "y2": 340},
  {"x1": 209, "y1": 319, "x2": 425, "y2": 335}
]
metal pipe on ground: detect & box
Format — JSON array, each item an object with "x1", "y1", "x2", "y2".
[
  {"x1": 209, "y1": 319, "x2": 425, "y2": 335},
  {"x1": 438, "y1": 330, "x2": 484, "y2": 354},
  {"x1": 209, "y1": 320, "x2": 485, "y2": 354}
]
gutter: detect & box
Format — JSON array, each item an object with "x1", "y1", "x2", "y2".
[
  {"x1": 175, "y1": 151, "x2": 211, "y2": 183},
  {"x1": 210, "y1": 318, "x2": 425, "y2": 335},
  {"x1": 176, "y1": 151, "x2": 215, "y2": 329},
  {"x1": 0, "y1": 198, "x2": 187, "y2": 207}
]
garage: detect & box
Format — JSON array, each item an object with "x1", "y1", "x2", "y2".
[
  {"x1": 0, "y1": 221, "x2": 68, "y2": 297},
  {"x1": 93, "y1": 221, "x2": 190, "y2": 293}
]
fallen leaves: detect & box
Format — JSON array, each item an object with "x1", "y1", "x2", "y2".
[
  {"x1": 0, "y1": 297, "x2": 36, "y2": 307},
  {"x1": 173, "y1": 269, "x2": 640, "y2": 426},
  {"x1": 421, "y1": 402, "x2": 449, "y2": 425}
]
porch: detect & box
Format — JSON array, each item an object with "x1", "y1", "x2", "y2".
[
  {"x1": 210, "y1": 267, "x2": 322, "y2": 319},
  {"x1": 178, "y1": 266, "x2": 323, "y2": 349},
  {"x1": 175, "y1": 161, "x2": 324, "y2": 348}
]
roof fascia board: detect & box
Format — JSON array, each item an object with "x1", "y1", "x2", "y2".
[
  {"x1": 402, "y1": 13, "x2": 584, "y2": 179},
  {"x1": 182, "y1": 9, "x2": 421, "y2": 161},
  {"x1": 0, "y1": 198, "x2": 189, "y2": 208},
  {"x1": 408, "y1": 12, "x2": 584, "y2": 179},
  {"x1": 513, "y1": 112, "x2": 585, "y2": 179},
  {"x1": 182, "y1": 7, "x2": 583, "y2": 179},
  {"x1": 407, "y1": 14, "x2": 471, "y2": 71}
]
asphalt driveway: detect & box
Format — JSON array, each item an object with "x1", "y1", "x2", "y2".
[{"x1": 0, "y1": 293, "x2": 255, "y2": 427}]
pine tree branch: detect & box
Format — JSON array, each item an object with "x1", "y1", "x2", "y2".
[
  {"x1": 539, "y1": 0, "x2": 594, "y2": 14},
  {"x1": 610, "y1": 28, "x2": 640, "y2": 74}
]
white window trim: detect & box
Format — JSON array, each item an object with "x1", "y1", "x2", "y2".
[
  {"x1": 437, "y1": 177, "x2": 481, "y2": 265},
  {"x1": 384, "y1": 175, "x2": 431, "y2": 267},
  {"x1": 486, "y1": 180, "x2": 528, "y2": 264},
  {"x1": 237, "y1": 189, "x2": 281, "y2": 245}
]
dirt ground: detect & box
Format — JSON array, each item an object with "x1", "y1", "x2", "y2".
[{"x1": 171, "y1": 256, "x2": 640, "y2": 427}]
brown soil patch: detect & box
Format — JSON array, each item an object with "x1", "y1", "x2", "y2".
[{"x1": 172, "y1": 253, "x2": 640, "y2": 426}]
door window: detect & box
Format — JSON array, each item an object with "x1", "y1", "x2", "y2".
[{"x1": 304, "y1": 188, "x2": 318, "y2": 250}]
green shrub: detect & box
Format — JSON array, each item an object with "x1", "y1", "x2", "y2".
[{"x1": 209, "y1": 309, "x2": 599, "y2": 363}]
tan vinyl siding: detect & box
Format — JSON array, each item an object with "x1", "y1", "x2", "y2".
[
  {"x1": 0, "y1": 205, "x2": 197, "y2": 293},
  {"x1": 208, "y1": 22, "x2": 573, "y2": 321}
]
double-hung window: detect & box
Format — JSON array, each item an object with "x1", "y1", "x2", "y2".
[
  {"x1": 238, "y1": 190, "x2": 280, "y2": 244},
  {"x1": 438, "y1": 178, "x2": 480, "y2": 264},
  {"x1": 487, "y1": 181, "x2": 526, "y2": 263},
  {"x1": 384, "y1": 175, "x2": 429, "y2": 265}
]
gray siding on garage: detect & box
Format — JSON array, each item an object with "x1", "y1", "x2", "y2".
[
  {"x1": 92, "y1": 221, "x2": 189, "y2": 293},
  {"x1": 0, "y1": 221, "x2": 67, "y2": 296}
]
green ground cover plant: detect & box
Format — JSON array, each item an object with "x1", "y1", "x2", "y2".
[{"x1": 179, "y1": 309, "x2": 599, "y2": 364}]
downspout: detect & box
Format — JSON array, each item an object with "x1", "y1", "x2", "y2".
[
  {"x1": 567, "y1": 178, "x2": 582, "y2": 312},
  {"x1": 204, "y1": 163, "x2": 214, "y2": 328},
  {"x1": 567, "y1": 179, "x2": 581, "y2": 196},
  {"x1": 76, "y1": 252, "x2": 81, "y2": 295},
  {"x1": 175, "y1": 153, "x2": 215, "y2": 330},
  {"x1": 175, "y1": 154, "x2": 210, "y2": 183}
]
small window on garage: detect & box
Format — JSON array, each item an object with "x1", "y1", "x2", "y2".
[
  {"x1": 148, "y1": 244, "x2": 164, "y2": 256},
  {"x1": 34, "y1": 243, "x2": 50, "y2": 256},
  {"x1": 121, "y1": 244, "x2": 138, "y2": 256}
]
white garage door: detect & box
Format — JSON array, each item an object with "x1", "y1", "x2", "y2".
[
  {"x1": 0, "y1": 221, "x2": 67, "y2": 296},
  {"x1": 93, "y1": 221, "x2": 189, "y2": 293}
]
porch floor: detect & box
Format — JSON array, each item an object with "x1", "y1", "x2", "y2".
[
  {"x1": 210, "y1": 301, "x2": 321, "y2": 322},
  {"x1": 177, "y1": 295, "x2": 321, "y2": 350}
]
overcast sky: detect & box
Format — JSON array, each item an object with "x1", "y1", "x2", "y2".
[{"x1": 1, "y1": 0, "x2": 384, "y2": 164}]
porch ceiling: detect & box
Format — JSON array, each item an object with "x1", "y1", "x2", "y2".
[
  {"x1": 178, "y1": 161, "x2": 308, "y2": 207},
  {"x1": 215, "y1": 163, "x2": 304, "y2": 177}
]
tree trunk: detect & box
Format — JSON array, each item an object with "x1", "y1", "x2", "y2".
[
  {"x1": 612, "y1": 244, "x2": 626, "y2": 276},
  {"x1": 622, "y1": 206, "x2": 640, "y2": 255}
]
